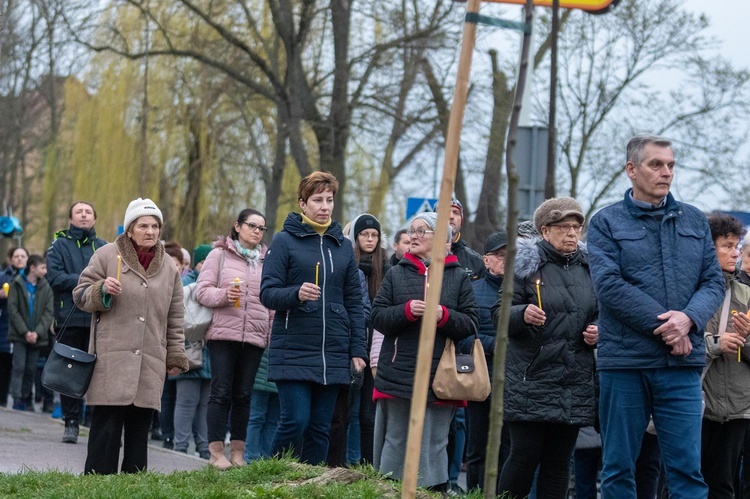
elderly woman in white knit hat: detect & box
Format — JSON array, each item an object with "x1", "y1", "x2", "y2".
[
  {"x1": 74, "y1": 197, "x2": 188, "y2": 475},
  {"x1": 496, "y1": 197, "x2": 598, "y2": 499},
  {"x1": 370, "y1": 211, "x2": 479, "y2": 492}
]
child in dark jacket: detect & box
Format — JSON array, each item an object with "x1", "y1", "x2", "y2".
[{"x1": 8, "y1": 255, "x2": 54, "y2": 411}]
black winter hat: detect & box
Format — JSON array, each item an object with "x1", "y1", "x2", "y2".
[{"x1": 353, "y1": 214, "x2": 381, "y2": 238}]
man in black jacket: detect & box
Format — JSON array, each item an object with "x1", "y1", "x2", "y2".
[
  {"x1": 437, "y1": 198, "x2": 484, "y2": 281},
  {"x1": 46, "y1": 201, "x2": 106, "y2": 443}
]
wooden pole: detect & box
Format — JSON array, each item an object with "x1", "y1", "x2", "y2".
[
  {"x1": 483, "y1": 0, "x2": 535, "y2": 497},
  {"x1": 400, "y1": 0, "x2": 482, "y2": 497},
  {"x1": 545, "y1": 0, "x2": 559, "y2": 199}
]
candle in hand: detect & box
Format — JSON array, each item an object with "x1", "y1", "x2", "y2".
[
  {"x1": 233, "y1": 278, "x2": 241, "y2": 308},
  {"x1": 116, "y1": 255, "x2": 122, "y2": 280},
  {"x1": 424, "y1": 268, "x2": 429, "y2": 301},
  {"x1": 535, "y1": 279, "x2": 543, "y2": 311},
  {"x1": 315, "y1": 262, "x2": 320, "y2": 287}
]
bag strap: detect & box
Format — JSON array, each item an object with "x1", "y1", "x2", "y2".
[
  {"x1": 702, "y1": 287, "x2": 731, "y2": 381},
  {"x1": 217, "y1": 250, "x2": 224, "y2": 287},
  {"x1": 55, "y1": 285, "x2": 92, "y2": 344}
]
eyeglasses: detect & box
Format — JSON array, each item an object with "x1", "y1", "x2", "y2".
[
  {"x1": 486, "y1": 252, "x2": 506, "y2": 259},
  {"x1": 242, "y1": 221, "x2": 268, "y2": 233},
  {"x1": 406, "y1": 228, "x2": 435, "y2": 239},
  {"x1": 549, "y1": 223, "x2": 583, "y2": 234},
  {"x1": 358, "y1": 231, "x2": 379, "y2": 240}
]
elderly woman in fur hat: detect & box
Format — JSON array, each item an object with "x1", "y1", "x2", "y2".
[
  {"x1": 495, "y1": 197, "x2": 598, "y2": 499},
  {"x1": 74, "y1": 198, "x2": 188, "y2": 475},
  {"x1": 370, "y1": 211, "x2": 478, "y2": 492}
]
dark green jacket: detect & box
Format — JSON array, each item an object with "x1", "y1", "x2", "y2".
[{"x1": 7, "y1": 274, "x2": 54, "y2": 347}]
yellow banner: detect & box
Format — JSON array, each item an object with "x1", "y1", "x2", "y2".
[{"x1": 482, "y1": 0, "x2": 615, "y2": 10}]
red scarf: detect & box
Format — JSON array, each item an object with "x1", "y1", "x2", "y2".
[{"x1": 130, "y1": 238, "x2": 156, "y2": 271}]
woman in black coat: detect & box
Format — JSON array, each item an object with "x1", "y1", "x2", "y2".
[
  {"x1": 371, "y1": 212, "x2": 478, "y2": 491},
  {"x1": 497, "y1": 197, "x2": 598, "y2": 499},
  {"x1": 259, "y1": 171, "x2": 367, "y2": 465}
]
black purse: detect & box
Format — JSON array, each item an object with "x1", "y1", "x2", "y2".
[{"x1": 41, "y1": 287, "x2": 98, "y2": 399}]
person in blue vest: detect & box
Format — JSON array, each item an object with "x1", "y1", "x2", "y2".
[{"x1": 46, "y1": 201, "x2": 106, "y2": 443}]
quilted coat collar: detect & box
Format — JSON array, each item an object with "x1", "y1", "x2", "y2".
[
  {"x1": 282, "y1": 212, "x2": 344, "y2": 245},
  {"x1": 115, "y1": 233, "x2": 164, "y2": 278},
  {"x1": 624, "y1": 189, "x2": 681, "y2": 219}
]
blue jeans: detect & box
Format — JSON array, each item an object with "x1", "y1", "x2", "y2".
[
  {"x1": 347, "y1": 388, "x2": 361, "y2": 464},
  {"x1": 245, "y1": 390, "x2": 280, "y2": 462},
  {"x1": 599, "y1": 368, "x2": 707, "y2": 499},
  {"x1": 449, "y1": 407, "x2": 466, "y2": 485},
  {"x1": 272, "y1": 381, "x2": 340, "y2": 465}
]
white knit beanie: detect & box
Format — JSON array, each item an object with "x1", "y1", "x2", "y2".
[{"x1": 123, "y1": 198, "x2": 163, "y2": 231}]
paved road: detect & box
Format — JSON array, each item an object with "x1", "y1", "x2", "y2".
[{"x1": 0, "y1": 407, "x2": 206, "y2": 474}]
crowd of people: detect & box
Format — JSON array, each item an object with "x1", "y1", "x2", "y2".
[{"x1": 0, "y1": 133, "x2": 748, "y2": 499}]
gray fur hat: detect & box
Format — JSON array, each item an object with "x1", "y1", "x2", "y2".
[{"x1": 533, "y1": 197, "x2": 584, "y2": 232}]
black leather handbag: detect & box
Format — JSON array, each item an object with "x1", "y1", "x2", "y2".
[{"x1": 41, "y1": 287, "x2": 97, "y2": 399}]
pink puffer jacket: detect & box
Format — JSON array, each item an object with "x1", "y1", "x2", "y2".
[{"x1": 196, "y1": 237, "x2": 273, "y2": 348}]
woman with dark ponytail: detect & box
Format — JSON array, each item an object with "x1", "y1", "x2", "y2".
[{"x1": 196, "y1": 208, "x2": 273, "y2": 469}]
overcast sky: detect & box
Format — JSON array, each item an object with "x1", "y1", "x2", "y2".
[{"x1": 684, "y1": 0, "x2": 749, "y2": 73}]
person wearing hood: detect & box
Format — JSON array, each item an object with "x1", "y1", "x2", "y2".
[
  {"x1": 336, "y1": 213, "x2": 391, "y2": 465},
  {"x1": 74, "y1": 197, "x2": 189, "y2": 475},
  {"x1": 700, "y1": 213, "x2": 750, "y2": 498},
  {"x1": 370, "y1": 211, "x2": 478, "y2": 492},
  {"x1": 495, "y1": 197, "x2": 598, "y2": 499},
  {"x1": 195, "y1": 208, "x2": 273, "y2": 470},
  {"x1": 46, "y1": 201, "x2": 107, "y2": 443},
  {"x1": 260, "y1": 171, "x2": 367, "y2": 465}
]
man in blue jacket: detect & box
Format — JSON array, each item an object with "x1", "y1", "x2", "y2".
[
  {"x1": 588, "y1": 134, "x2": 724, "y2": 499},
  {"x1": 46, "y1": 201, "x2": 106, "y2": 444}
]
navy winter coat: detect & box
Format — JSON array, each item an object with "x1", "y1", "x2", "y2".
[
  {"x1": 371, "y1": 253, "x2": 479, "y2": 402},
  {"x1": 588, "y1": 190, "x2": 725, "y2": 370},
  {"x1": 46, "y1": 225, "x2": 106, "y2": 328},
  {"x1": 260, "y1": 213, "x2": 367, "y2": 386},
  {"x1": 461, "y1": 272, "x2": 502, "y2": 379},
  {"x1": 499, "y1": 238, "x2": 597, "y2": 426}
]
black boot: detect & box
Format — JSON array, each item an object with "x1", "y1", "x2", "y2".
[{"x1": 62, "y1": 420, "x2": 79, "y2": 444}]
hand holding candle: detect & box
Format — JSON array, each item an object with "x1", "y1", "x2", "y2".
[
  {"x1": 315, "y1": 262, "x2": 320, "y2": 287},
  {"x1": 233, "y1": 278, "x2": 242, "y2": 308},
  {"x1": 1, "y1": 282, "x2": 8, "y2": 297}
]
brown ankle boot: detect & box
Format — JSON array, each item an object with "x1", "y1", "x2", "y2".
[
  {"x1": 229, "y1": 440, "x2": 246, "y2": 466},
  {"x1": 208, "y1": 441, "x2": 231, "y2": 470}
]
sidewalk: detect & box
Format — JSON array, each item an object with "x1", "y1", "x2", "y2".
[{"x1": 0, "y1": 407, "x2": 206, "y2": 474}]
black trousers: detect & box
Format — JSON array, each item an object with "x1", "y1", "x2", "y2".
[
  {"x1": 84, "y1": 404, "x2": 153, "y2": 474},
  {"x1": 206, "y1": 340, "x2": 263, "y2": 443},
  {"x1": 326, "y1": 384, "x2": 351, "y2": 467},
  {"x1": 57, "y1": 327, "x2": 91, "y2": 422},
  {"x1": 358, "y1": 366, "x2": 376, "y2": 465},
  {"x1": 702, "y1": 418, "x2": 746, "y2": 499},
  {"x1": 465, "y1": 398, "x2": 511, "y2": 491},
  {"x1": 498, "y1": 421, "x2": 579, "y2": 499},
  {"x1": 0, "y1": 351, "x2": 12, "y2": 407}
]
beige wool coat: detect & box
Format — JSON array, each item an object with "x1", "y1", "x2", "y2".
[{"x1": 74, "y1": 234, "x2": 188, "y2": 411}]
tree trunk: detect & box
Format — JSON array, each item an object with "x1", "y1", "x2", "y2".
[
  {"x1": 471, "y1": 50, "x2": 514, "y2": 249},
  {"x1": 483, "y1": 1, "x2": 534, "y2": 496}
]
